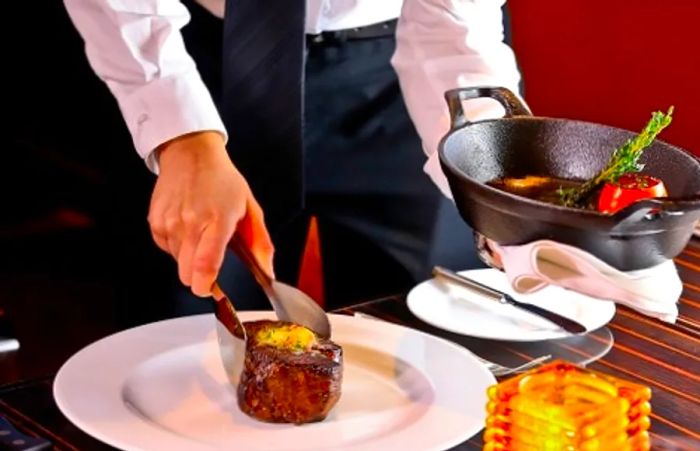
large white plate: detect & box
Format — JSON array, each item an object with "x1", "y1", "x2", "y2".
[
  {"x1": 54, "y1": 311, "x2": 494, "y2": 451},
  {"x1": 407, "y1": 269, "x2": 616, "y2": 341}
]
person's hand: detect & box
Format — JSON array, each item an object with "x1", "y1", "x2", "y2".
[{"x1": 148, "y1": 131, "x2": 274, "y2": 297}]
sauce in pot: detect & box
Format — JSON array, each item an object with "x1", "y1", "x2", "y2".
[{"x1": 487, "y1": 176, "x2": 596, "y2": 209}]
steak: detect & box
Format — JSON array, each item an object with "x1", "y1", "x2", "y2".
[{"x1": 237, "y1": 320, "x2": 343, "y2": 424}]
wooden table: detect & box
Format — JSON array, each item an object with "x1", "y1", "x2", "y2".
[{"x1": 1, "y1": 239, "x2": 699, "y2": 450}]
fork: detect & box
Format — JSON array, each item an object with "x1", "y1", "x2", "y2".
[
  {"x1": 474, "y1": 354, "x2": 551, "y2": 377},
  {"x1": 352, "y1": 312, "x2": 551, "y2": 376}
]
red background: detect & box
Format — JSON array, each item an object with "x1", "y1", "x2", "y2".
[{"x1": 509, "y1": 0, "x2": 700, "y2": 157}]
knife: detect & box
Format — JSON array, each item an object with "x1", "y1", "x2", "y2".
[
  {"x1": 0, "y1": 416, "x2": 51, "y2": 451},
  {"x1": 432, "y1": 266, "x2": 588, "y2": 335}
]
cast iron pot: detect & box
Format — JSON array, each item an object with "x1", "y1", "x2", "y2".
[{"x1": 439, "y1": 86, "x2": 700, "y2": 270}]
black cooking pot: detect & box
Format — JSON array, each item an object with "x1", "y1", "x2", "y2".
[{"x1": 439, "y1": 86, "x2": 700, "y2": 270}]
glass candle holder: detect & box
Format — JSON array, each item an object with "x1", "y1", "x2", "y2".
[{"x1": 483, "y1": 360, "x2": 651, "y2": 451}]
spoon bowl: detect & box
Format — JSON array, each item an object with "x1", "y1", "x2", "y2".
[{"x1": 229, "y1": 235, "x2": 332, "y2": 338}]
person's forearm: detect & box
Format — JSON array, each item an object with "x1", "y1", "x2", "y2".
[
  {"x1": 63, "y1": 0, "x2": 227, "y2": 172},
  {"x1": 392, "y1": 0, "x2": 523, "y2": 197}
]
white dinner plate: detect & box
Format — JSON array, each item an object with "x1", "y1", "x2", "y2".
[
  {"x1": 54, "y1": 311, "x2": 495, "y2": 451},
  {"x1": 407, "y1": 269, "x2": 616, "y2": 341}
]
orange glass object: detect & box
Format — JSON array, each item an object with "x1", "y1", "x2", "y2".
[{"x1": 483, "y1": 360, "x2": 652, "y2": 451}]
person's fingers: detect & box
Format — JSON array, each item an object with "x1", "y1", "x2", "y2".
[
  {"x1": 238, "y1": 196, "x2": 275, "y2": 278},
  {"x1": 149, "y1": 222, "x2": 170, "y2": 254},
  {"x1": 177, "y1": 209, "x2": 208, "y2": 287},
  {"x1": 161, "y1": 208, "x2": 184, "y2": 259},
  {"x1": 190, "y1": 216, "x2": 237, "y2": 297},
  {"x1": 146, "y1": 131, "x2": 256, "y2": 297},
  {"x1": 147, "y1": 199, "x2": 170, "y2": 254}
]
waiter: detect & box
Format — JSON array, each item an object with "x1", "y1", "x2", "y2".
[{"x1": 63, "y1": 0, "x2": 522, "y2": 312}]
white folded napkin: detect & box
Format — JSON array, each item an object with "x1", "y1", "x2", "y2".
[{"x1": 486, "y1": 239, "x2": 681, "y2": 323}]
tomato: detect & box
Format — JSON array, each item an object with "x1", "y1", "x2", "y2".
[{"x1": 597, "y1": 173, "x2": 668, "y2": 214}]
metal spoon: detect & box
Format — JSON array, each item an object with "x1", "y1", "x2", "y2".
[
  {"x1": 211, "y1": 282, "x2": 247, "y2": 386},
  {"x1": 229, "y1": 234, "x2": 332, "y2": 338}
]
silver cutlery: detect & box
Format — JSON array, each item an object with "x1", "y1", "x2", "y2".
[
  {"x1": 0, "y1": 415, "x2": 51, "y2": 450},
  {"x1": 432, "y1": 266, "x2": 588, "y2": 335},
  {"x1": 480, "y1": 354, "x2": 552, "y2": 377},
  {"x1": 211, "y1": 282, "x2": 247, "y2": 386},
  {"x1": 229, "y1": 234, "x2": 331, "y2": 338}
]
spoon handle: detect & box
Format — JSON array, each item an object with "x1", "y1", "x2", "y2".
[{"x1": 229, "y1": 234, "x2": 274, "y2": 294}]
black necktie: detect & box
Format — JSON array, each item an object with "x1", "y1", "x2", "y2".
[{"x1": 222, "y1": 0, "x2": 306, "y2": 229}]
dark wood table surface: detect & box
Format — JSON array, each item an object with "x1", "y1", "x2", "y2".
[{"x1": 1, "y1": 239, "x2": 699, "y2": 450}]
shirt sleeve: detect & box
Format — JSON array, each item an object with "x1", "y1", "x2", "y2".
[
  {"x1": 391, "y1": 0, "x2": 525, "y2": 197},
  {"x1": 63, "y1": 0, "x2": 227, "y2": 172}
]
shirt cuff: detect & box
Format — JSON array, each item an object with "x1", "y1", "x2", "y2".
[{"x1": 116, "y1": 70, "x2": 227, "y2": 173}]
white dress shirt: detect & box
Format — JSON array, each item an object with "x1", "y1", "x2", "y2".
[
  {"x1": 196, "y1": 0, "x2": 404, "y2": 33},
  {"x1": 63, "y1": 0, "x2": 522, "y2": 196}
]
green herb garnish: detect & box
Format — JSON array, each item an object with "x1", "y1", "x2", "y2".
[{"x1": 559, "y1": 107, "x2": 674, "y2": 207}]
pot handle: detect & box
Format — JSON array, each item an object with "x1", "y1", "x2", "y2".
[
  {"x1": 445, "y1": 86, "x2": 532, "y2": 130},
  {"x1": 612, "y1": 195, "x2": 700, "y2": 224}
]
